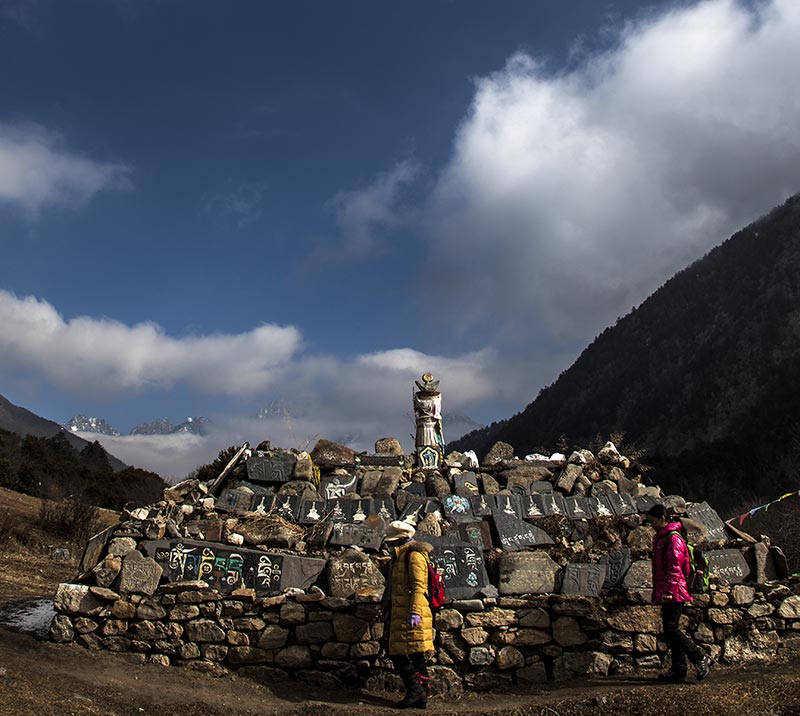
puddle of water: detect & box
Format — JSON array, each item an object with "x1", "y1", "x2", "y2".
[{"x1": 0, "y1": 598, "x2": 55, "y2": 638}]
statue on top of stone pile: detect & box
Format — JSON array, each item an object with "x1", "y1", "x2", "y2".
[{"x1": 413, "y1": 373, "x2": 444, "y2": 469}]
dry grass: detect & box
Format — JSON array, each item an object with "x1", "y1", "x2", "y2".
[{"x1": 0, "y1": 487, "x2": 119, "y2": 606}]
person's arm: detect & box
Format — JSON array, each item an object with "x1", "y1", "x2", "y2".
[
  {"x1": 406, "y1": 552, "x2": 428, "y2": 626},
  {"x1": 662, "y1": 533, "x2": 688, "y2": 599}
]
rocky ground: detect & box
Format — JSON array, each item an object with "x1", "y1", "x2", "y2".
[{"x1": 1, "y1": 488, "x2": 799, "y2": 716}]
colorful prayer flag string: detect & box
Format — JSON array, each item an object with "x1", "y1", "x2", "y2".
[{"x1": 726, "y1": 489, "x2": 800, "y2": 525}]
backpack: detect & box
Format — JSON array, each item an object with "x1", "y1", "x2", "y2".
[
  {"x1": 427, "y1": 562, "x2": 446, "y2": 609},
  {"x1": 406, "y1": 552, "x2": 446, "y2": 608},
  {"x1": 665, "y1": 529, "x2": 710, "y2": 594}
]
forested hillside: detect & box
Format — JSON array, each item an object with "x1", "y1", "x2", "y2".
[
  {"x1": 0, "y1": 427, "x2": 166, "y2": 510},
  {"x1": 450, "y1": 194, "x2": 800, "y2": 511}
]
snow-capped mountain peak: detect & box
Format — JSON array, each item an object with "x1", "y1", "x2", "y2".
[{"x1": 63, "y1": 415, "x2": 121, "y2": 436}]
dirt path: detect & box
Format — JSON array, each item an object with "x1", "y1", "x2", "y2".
[{"x1": 1, "y1": 623, "x2": 799, "y2": 716}]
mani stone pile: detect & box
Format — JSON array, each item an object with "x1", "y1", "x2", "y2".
[{"x1": 50, "y1": 438, "x2": 800, "y2": 695}]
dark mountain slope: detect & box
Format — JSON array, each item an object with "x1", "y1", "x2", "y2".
[
  {"x1": 449, "y1": 194, "x2": 800, "y2": 509},
  {"x1": 0, "y1": 393, "x2": 127, "y2": 471}
]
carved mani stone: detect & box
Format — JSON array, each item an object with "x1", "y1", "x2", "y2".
[
  {"x1": 497, "y1": 552, "x2": 561, "y2": 595},
  {"x1": 118, "y1": 550, "x2": 163, "y2": 596},
  {"x1": 561, "y1": 563, "x2": 606, "y2": 597},
  {"x1": 326, "y1": 549, "x2": 385, "y2": 599}
]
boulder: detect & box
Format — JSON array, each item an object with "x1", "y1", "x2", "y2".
[
  {"x1": 310, "y1": 439, "x2": 357, "y2": 468},
  {"x1": 375, "y1": 437, "x2": 403, "y2": 455},
  {"x1": 482, "y1": 442, "x2": 514, "y2": 466}
]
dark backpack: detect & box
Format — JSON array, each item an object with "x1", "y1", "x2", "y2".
[{"x1": 664, "y1": 529, "x2": 710, "y2": 594}]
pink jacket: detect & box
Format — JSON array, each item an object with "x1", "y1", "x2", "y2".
[{"x1": 651, "y1": 521, "x2": 692, "y2": 604}]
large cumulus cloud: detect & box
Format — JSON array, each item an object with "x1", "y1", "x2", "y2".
[{"x1": 426, "y1": 0, "x2": 800, "y2": 341}]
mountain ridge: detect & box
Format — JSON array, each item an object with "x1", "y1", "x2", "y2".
[
  {"x1": 0, "y1": 394, "x2": 127, "y2": 471},
  {"x1": 448, "y1": 193, "x2": 800, "y2": 509}
]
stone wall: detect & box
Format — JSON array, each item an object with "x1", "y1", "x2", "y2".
[
  {"x1": 48, "y1": 437, "x2": 800, "y2": 694},
  {"x1": 50, "y1": 575, "x2": 800, "y2": 694}
]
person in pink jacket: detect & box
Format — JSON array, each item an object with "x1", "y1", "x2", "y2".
[{"x1": 645, "y1": 504, "x2": 713, "y2": 683}]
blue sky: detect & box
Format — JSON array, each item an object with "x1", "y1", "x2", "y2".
[{"x1": 2, "y1": 0, "x2": 800, "y2": 478}]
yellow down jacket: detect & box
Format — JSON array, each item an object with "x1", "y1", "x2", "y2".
[{"x1": 387, "y1": 540, "x2": 434, "y2": 655}]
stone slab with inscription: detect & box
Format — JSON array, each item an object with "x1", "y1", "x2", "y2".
[
  {"x1": 564, "y1": 496, "x2": 593, "y2": 520},
  {"x1": 422, "y1": 536, "x2": 490, "y2": 600},
  {"x1": 319, "y1": 473, "x2": 358, "y2": 501},
  {"x1": 520, "y1": 495, "x2": 547, "y2": 520},
  {"x1": 399, "y1": 499, "x2": 440, "y2": 523},
  {"x1": 354, "y1": 453, "x2": 405, "y2": 468},
  {"x1": 372, "y1": 497, "x2": 396, "y2": 521},
  {"x1": 592, "y1": 496, "x2": 615, "y2": 518},
  {"x1": 469, "y1": 494, "x2": 493, "y2": 517},
  {"x1": 599, "y1": 548, "x2": 632, "y2": 590},
  {"x1": 687, "y1": 501, "x2": 728, "y2": 542},
  {"x1": 491, "y1": 494, "x2": 523, "y2": 519},
  {"x1": 218, "y1": 489, "x2": 260, "y2": 515},
  {"x1": 273, "y1": 494, "x2": 301, "y2": 521},
  {"x1": 79, "y1": 526, "x2": 115, "y2": 573},
  {"x1": 443, "y1": 494, "x2": 473, "y2": 522},
  {"x1": 454, "y1": 472, "x2": 480, "y2": 498},
  {"x1": 118, "y1": 550, "x2": 163, "y2": 596},
  {"x1": 635, "y1": 495, "x2": 663, "y2": 514},
  {"x1": 142, "y1": 539, "x2": 326, "y2": 595},
  {"x1": 561, "y1": 563, "x2": 606, "y2": 597},
  {"x1": 707, "y1": 548, "x2": 750, "y2": 584},
  {"x1": 454, "y1": 521, "x2": 491, "y2": 550},
  {"x1": 533, "y1": 493, "x2": 567, "y2": 517},
  {"x1": 248, "y1": 493, "x2": 276, "y2": 516},
  {"x1": 492, "y1": 510, "x2": 554, "y2": 551},
  {"x1": 326, "y1": 548, "x2": 385, "y2": 598},
  {"x1": 246, "y1": 451, "x2": 297, "y2": 484},
  {"x1": 329, "y1": 520, "x2": 384, "y2": 551},
  {"x1": 603, "y1": 492, "x2": 637, "y2": 516},
  {"x1": 497, "y1": 551, "x2": 561, "y2": 595},
  {"x1": 298, "y1": 499, "x2": 327, "y2": 524}
]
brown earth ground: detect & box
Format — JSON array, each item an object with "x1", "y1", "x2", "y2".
[{"x1": 1, "y1": 487, "x2": 799, "y2": 716}]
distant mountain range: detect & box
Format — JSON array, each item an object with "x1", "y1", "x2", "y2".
[
  {"x1": 130, "y1": 416, "x2": 210, "y2": 436},
  {"x1": 0, "y1": 394, "x2": 127, "y2": 471},
  {"x1": 449, "y1": 193, "x2": 800, "y2": 511},
  {"x1": 63, "y1": 415, "x2": 211, "y2": 437}
]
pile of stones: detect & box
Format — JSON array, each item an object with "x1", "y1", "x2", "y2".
[{"x1": 49, "y1": 437, "x2": 800, "y2": 695}]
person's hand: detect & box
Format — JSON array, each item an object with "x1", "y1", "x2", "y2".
[{"x1": 407, "y1": 613, "x2": 421, "y2": 628}]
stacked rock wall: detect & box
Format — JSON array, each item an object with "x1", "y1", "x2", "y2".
[
  {"x1": 49, "y1": 438, "x2": 800, "y2": 694},
  {"x1": 51, "y1": 577, "x2": 800, "y2": 693}
]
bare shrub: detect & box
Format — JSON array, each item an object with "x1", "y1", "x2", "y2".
[
  {"x1": 39, "y1": 498, "x2": 102, "y2": 546},
  {"x1": 0, "y1": 509, "x2": 34, "y2": 547}
]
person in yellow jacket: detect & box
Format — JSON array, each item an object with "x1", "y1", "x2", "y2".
[{"x1": 383, "y1": 520, "x2": 434, "y2": 709}]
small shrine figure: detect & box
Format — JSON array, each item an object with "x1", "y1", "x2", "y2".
[{"x1": 413, "y1": 373, "x2": 444, "y2": 469}]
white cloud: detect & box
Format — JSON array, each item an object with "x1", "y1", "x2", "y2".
[
  {"x1": 0, "y1": 290, "x2": 302, "y2": 395},
  {"x1": 69, "y1": 346, "x2": 498, "y2": 480},
  {"x1": 0, "y1": 123, "x2": 130, "y2": 215},
  {"x1": 426, "y1": 0, "x2": 800, "y2": 340},
  {"x1": 329, "y1": 159, "x2": 419, "y2": 258},
  {"x1": 0, "y1": 289, "x2": 500, "y2": 476}
]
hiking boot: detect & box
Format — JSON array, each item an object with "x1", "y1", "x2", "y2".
[
  {"x1": 397, "y1": 689, "x2": 427, "y2": 709},
  {"x1": 695, "y1": 655, "x2": 713, "y2": 681},
  {"x1": 656, "y1": 670, "x2": 687, "y2": 683}
]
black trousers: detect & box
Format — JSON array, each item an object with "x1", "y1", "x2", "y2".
[
  {"x1": 391, "y1": 652, "x2": 429, "y2": 683},
  {"x1": 662, "y1": 602, "x2": 702, "y2": 675}
]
